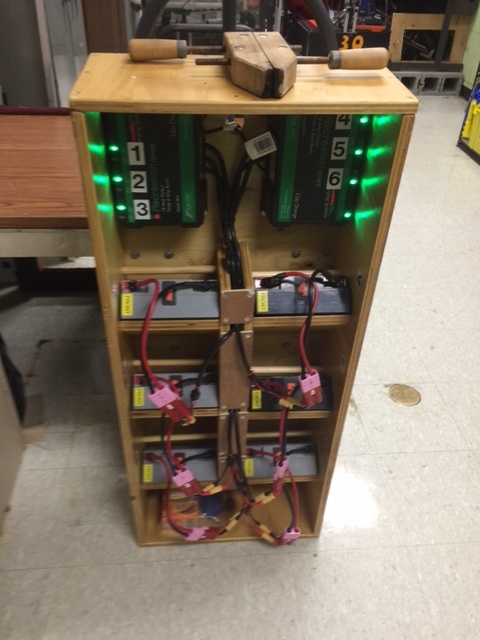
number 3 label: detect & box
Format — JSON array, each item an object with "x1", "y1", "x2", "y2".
[
  {"x1": 134, "y1": 200, "x2": 151, "y2": 220},
  {"x1": 327, "y1": 168, "x2": 344, "y2": 190},
  {"x1": 339, "y1": 34, "x2": 364, "y2": 50}
]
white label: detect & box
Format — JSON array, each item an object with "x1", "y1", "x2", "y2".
[
  {"x1": 331, "y1": 137, "x2": 349, "y2": 160},
  {"x1": 130, "y1": 171, "x2": 147, "y2": 193},
  {"x1": 327, "y1": 168, "x2": 344, "y2": 190},
  {"x1": 134, "y1": 200, "x2": 151, "y2": 220},
  {"x1": 245, "y1": 132, "x2": 277, "y2": 160},
  {"x1": 335, "y1": 114, "x2": 352, "y2": 130},
  {"x1": 127, "y1": 142, "x2": 145, "y2": 165}
]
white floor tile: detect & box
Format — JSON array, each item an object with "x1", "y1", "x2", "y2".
[
  {"x1": 354, "y1": 383, "x2": 468, "y2": 453},
  {"x1": 408, "y1": 543, "x2": 480, "y2": 640},
  {"x1": 319, "y1": 454, "x2": 404, "y2": 550},
  {"x1": 376, "y1": 451, "x2": 480, "y2": 545}
]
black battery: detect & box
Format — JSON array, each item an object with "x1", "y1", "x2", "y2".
[
  {"x1": 254, "y1": 277, "x2": 351, "y2": 316},
  {"x1": 262, "y1": 113, "x2": 373, "y2": 226},
  {"x1": 102, "y1": 113, "x2": 205, "y2": 228}
]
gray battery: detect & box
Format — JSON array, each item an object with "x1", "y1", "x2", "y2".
[
  {"x1": 255, "y1": 277, "x2": 350, "y2": 316},
  {"x1": 132, "y1": 372, "x2": 218, "y2": 410},
  {"x1": 142, "y1": 441, "x2": 317, "y2": 484},
  {"x1": 142, "y1": 447, "x2": 217, "y2": 484},
  {"x1": 120, "y1": 279, "x2": 219, "y2": 320},
  {"x1": 243, "y1": 442, "x2": 317, "y2": 479}
]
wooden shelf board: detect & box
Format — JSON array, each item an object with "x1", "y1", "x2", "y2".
[
  {"x1": 254, "y1": 315, "x2": 350, "y2": 329},
  {"x1": 119, "y1": 320, "x2": 220, "y2": 333}
]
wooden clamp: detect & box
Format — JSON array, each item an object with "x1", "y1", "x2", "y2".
[{"x1": 129, "y1": 34, "x2": 389, "y2": 99}]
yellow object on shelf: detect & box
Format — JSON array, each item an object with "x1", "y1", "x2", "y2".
[
  {"x1": 461, "y1": 99, "x2": 476, "y2": 138},
  {"x1": 468, "y1": 102, "x2": 480, "y2": 155}
]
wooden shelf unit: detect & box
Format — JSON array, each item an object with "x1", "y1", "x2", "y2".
[{"x1": 70, "y1": 53, "x2": 418, "y2": 546}]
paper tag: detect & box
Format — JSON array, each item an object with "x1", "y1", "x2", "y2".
[
  {"x1": 251, "y1": 389, "x2": 262, "y2": 410},
  {"x1": 245, "y1": 132, "x2": 276, "y2": 160},
  {"x1": 243, "y1": 458, "x2": 254, "y2": 477},
  {"x1": 121, "y1": 293, "x2": 133, "y2": 317},
  {"x1": 256, "y1": 291, "x2": 269, "y2": 313},
  {"x1": 133, "y1": 387, "x2": 144, "y2": 408},
  {"x1": 143, "y1": 463, "x2": 153, "y2": 483}
]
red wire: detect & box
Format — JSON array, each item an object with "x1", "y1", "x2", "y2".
[
  {"x1": 165, "y1": 418, "x2": 185, "y2": 472},
  {"x1": 287, "y1": 273, "x2": 318, "y2": 377},
  {"x1": 137, "y1": 278, "x2": 178, "y2": 391}
]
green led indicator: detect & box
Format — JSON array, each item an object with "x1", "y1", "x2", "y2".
[
  {"x1": 359, "y1": 116, "x2": 369, "y2": 124},
  {"x1": 109, "y1": 145, "x2": 120, "y2": 152},
  {"x1": 116, "y1": 204, "x2": 127, "y2": 211},
  {"x1": 112, "y1": 176, "x2": 123, "y2": 183},
  {"x1": 97, "y1": 204, "x2": 111, "y2": 213},
  {"x1": 349, "y1": 178, "x2": 358, "y2": 185},
  {"x1": 88, "y1": 143, "x2": 104, "y2": 155},
  {"x1": 344, "y1": 212, "x2": 353, "y2": 219},
  {"x1": 354, "y1": 149, "x2": 364, "y2": 156},
  {"x1": 93, "y1": 175, "x2": 108, "y2": 185}
]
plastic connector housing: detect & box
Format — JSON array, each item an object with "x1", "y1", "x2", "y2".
[
  {"x1": 185, "y1": 526, "x2": 208, "y2": 542},
  {"x1": 149, "y1": 387, "x2": 193, "y2": 424},
  {"x1": 280, "y1": 528, "x2": 301, "y2": 545},
  {"x1": 273, "y1": 456, "x2": 289, "y2": 482},
  {"x1": 172, "y1": 468, "x2": 202, "y2": 497},
  {"x1": 299, "y1": 371, "x2": 323, "y2": 407}
]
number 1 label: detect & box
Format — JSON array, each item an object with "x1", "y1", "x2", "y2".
[{"x1": 127, "y1": 142, "x2": 145, "y2": 165}]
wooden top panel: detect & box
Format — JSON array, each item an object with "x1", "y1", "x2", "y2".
[
  {"x1": 70, "y1": 53, "x2": 418, "y2": 115},
  {"x1": 0, "y1": 116, "x2": 87, "y2": 229}
]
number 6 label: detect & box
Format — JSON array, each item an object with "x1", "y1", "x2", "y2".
[
  {"x1": 327, "y1": 168, "x2": 344, "y2": 190},
  {"x1": 134, "y1": 200, "x2": 151, "y2": 220}
]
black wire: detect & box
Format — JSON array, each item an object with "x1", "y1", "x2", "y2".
[
  {"x1": 283, "y1": 483, "x2": 295, "y2": 531},
  {"x1": 193, "y1": 327, "x2": 236, "y2": 401}
]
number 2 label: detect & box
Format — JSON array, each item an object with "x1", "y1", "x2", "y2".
[{"x1": 130, "y1": 171, "x2": 147, "y2": 193}]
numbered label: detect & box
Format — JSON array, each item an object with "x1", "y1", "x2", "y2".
[
  {"x1": 327, "y1": 168, "x2": 344, "y2": 190},
  {"x1": 127, "y1": 142, "x2": 145, "y2": 166},
  {"x1": 335, "y1": 114, "x2": 352, "y2": 130},
  {"x1": 331, "y1": 137, "x2": 349, "y2": 160},
  {"x1": 130, "y1": 171, "x2": 147, "y2": 193},
  {"x1": 339, "y1": 34, "x2": 364, "y2": 50},
  {"x1": 134, "y1": 200, "x2": 151, "y2": 220}
]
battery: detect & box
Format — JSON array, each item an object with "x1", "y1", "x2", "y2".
[
  {"x1": 142, "y1": 447, "x2": 217, "y2": 484},
  {"x1": 254, "y1": 277, "x2": 350, "y2": 316},
  {"x1": 102, "y1": 113, "x2": 205, "y2": 227},
  {"x1": 142, "y1": 441, "x2": 317, "y2": 483},
  {"x1": 250, "y1": 375, "x2": 333, "y2": 411},
  {"x1": 243, "y1": 442, "x2": 318, "y2": 478},
  {"x1": 262, "y1": 114, "x2": 373, "y2": 225},
  {"x1": 120, "y1": 279, "x2": 219, "y2": 320},
  {"x1": 132, "y1": 372, "x2": 218, "y2": 410}
]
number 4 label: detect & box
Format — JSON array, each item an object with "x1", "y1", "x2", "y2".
[{"x1": 134, "y1": 200, "x2": 151, "y2": 220}]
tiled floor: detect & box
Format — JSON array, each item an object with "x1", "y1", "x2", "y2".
[{"x1": 1, "y1": 96, "x2": 480, "y2": 639}]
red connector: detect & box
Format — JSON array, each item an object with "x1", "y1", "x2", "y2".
[
  {"x1": 299, "y1": 370, "x2": 322, "y2": 407},
  {"x1": 149, "y1": 386, "x2": 194, "y2": 424},
  {"x1": 279, "y1": 527, "x2": 301, "y2": 545},
  {"x1": 172, "y1": 468, "x2": 202, "y2": 498}
]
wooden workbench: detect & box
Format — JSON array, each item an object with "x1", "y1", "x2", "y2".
[{"x1": 0, "y1": 114, "x2": 91, "y2": 257}]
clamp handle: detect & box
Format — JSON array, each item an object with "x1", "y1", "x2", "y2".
[
  {"x1": 328, "y1": 47, "x2": 389, "y2": 70},
  {"x1": 129, "y1": 38, "x2": 187, "y2": 61}
]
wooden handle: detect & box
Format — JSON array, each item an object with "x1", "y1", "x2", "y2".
[
  {"x1": 328, "y1": 47, "x2": 389, "y2": 70},
  {"x1": 129, "y1": 39, "x2": 187, "y2": 61}
]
